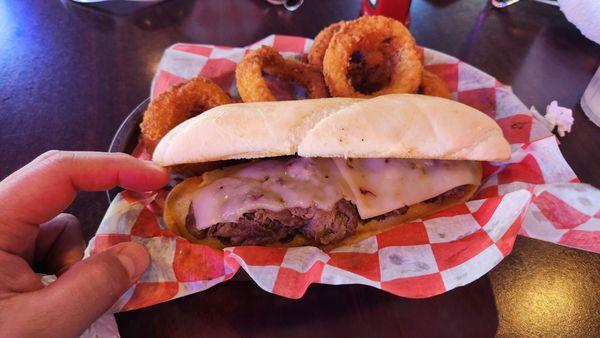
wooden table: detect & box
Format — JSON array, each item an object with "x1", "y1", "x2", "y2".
[{"x1": 1, "y1": 0, "x2": 599, "y2": 337}]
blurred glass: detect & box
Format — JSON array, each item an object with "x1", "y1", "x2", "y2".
[{"x1": 581, "y1": 66, "x2": 600, "y2": 127}]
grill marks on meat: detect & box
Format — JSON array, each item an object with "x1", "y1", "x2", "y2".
[
  {"x1": 185, "y1": 185, "x2": 471, "y2": 246},
  {"x1": 207, "y1": 200, "x2": 359, "y2": 246}
]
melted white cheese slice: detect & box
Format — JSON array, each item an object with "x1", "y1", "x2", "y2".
[
  {"x1": 192, "y1": 158, "x2": 350, "y2": 231},
  {"x1": 191, "y1": 157, "x2": 480, "y2": 230},
  {"x1": 332, "y1": 158, "x2": 480, "y2": 219}
]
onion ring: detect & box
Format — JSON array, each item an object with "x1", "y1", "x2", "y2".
[
  {"x1": 322, "y1": 15, "x2": 422, "y2": 98},
  {"x1": 419, "y1": 70, "x2": 452, "y2": 99},
  {"x1": 308, "y1": 21, "x2": 345, "y2": 71},
  {"x1": 140, "y1": 76, "x2": 234, "y2": 153},
  {"x1": 235, "y1": 45, "x2": 328, "y2": 102}
]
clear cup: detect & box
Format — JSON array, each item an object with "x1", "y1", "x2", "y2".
[{"x1": 581, "y1": 66, "x2": 600, "y2": 127}]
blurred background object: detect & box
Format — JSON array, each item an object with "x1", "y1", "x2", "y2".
[
  {"x1": 490, "y1": 0, "x2": 600, "y2": 128},
  {"x1": 69, "y1": 0, "x2": 305, "y2": 13},
  {"x1": 362, "y1": 0, "x2": 412, "y2": 25},
  {"x1": 581, "y1": 67, "x2": 600, "y2": 127},
  {"x1": 557, "y1": 0, "x2": 600, "y2": 44},
  {"x1": 265, "y1": 0, "x2": 304, "y2": 11},
  {"x1": 66, "y1": 0, "x2": 167, "y2": 15},
  {"x1": 556, "y1": 0, "x2": 600, "y2": 127},
  {"x1": 491, "y1": 0, "x2": 558, "y2": 8}
]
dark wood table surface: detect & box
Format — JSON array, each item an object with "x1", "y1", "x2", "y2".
[{"x1": 1, "y1": 0, "x2": 599, "y2": 337}]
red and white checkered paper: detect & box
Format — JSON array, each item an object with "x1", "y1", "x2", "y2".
[{"x1": 87, "y1": 35, "x2": 600, "y2": 312}]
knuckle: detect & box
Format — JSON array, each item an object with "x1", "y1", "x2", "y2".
[
  {"x1": 36, "y1": 150, "x2": 75, "y2": 169},
  {"x1": 112, "y1": 152, "x2": 133, "y2": 161},
  {"x1": 0, "y1": 252, "x2": 43, "y2": 292},
  {"x1": 39, "y1": 149, "x2": 61, "y2": 160},
  {"x1": 57, "y1": 213, "x2": 80, "y2": 227}
]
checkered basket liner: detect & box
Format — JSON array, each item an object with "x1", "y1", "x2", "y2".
[{"x1": 86, "y1": 35, "x2": 600, "y2": 312}]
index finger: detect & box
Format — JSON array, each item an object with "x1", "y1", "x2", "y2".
[{"x1": 0, "y1": 151, "x2": 169, "y2": 257}]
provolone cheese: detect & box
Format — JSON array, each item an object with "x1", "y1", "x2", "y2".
[
  {"x1": 192, "y1": 158, "x2": 350, "y2": 231},
  {"x1": 191, "y1": 157, "x2": 480, "y2": 230},
  {"x1": 332, "y1": 158, "x2": 480, "y2": 219}
]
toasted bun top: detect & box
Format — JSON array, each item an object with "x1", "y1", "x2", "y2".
[{"x1": 153, "y1": 94, "x2": 511, "y2": 166}]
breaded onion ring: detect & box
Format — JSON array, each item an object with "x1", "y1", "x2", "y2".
[
  {"x1": 419, "y1": 70, "x2": 452, "y2": 99},
  {"x1": 308, "y1": 21, "x2": 345, "y2": 71},
  {"x1": 140, "y1": 76, "x2": 234, "y2": 153},
  {"x1": 323, "y1": 15, "x2": 422, "y2": 98},
  {"x1": 235, "y1": 46, "x2": 328, "y2": 102}
]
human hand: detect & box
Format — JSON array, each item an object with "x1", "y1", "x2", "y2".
[{"x1": 0, "y1": 151, "x2": 169, "y2": 338}]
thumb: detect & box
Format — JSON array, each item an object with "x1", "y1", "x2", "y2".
[{"x1": 23, "y1": 242, "x2": 148, "y2": 338}]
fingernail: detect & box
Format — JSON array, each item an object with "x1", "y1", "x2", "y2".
[
  {"x1": 143, "y1": 160, "x2": 168, "y2": 176},
  {"x1": 115, "y1": 243, "x2": 150, "y2": 281}
]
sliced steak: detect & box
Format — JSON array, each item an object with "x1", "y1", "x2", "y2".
[
  {"x1": 184, "y1": 185, "x2": 471, "y2": 246},
  {"x1": 208, "y1": 209, "x2": 302, "y2": 246},
  {"x1": 293, "y1": 199, "x2": 360, "y2": 245},
  {"x1": 190, "y1": 200, "x2": 359, "y2": 246}
]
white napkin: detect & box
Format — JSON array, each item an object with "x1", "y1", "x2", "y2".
[
  {"x1": 545, "y1": 101, "x2": 574, "y2": 137},
  {"x1": 558, "y1": 0, "x2": 600, "y2": 44},
  {"x1": 529, "y1": 101, "x2": 574, "y2": 137}
]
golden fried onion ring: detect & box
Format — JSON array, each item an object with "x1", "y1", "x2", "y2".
[
  {"x1": 322, "y1": 15, "x2": 422, "y2": 98},
  {"x1": 235, "y1": 46, "x2": 329, "y2": 102},
  {"x1": 140, "y1": 76, "x2": 234, "y2": 153},
  {"x1": 419, "y1": 70, "x2": 452, "y2": 99},
  {"x1": 308, "y1": 21, "x2": 345, "y2": 71}
]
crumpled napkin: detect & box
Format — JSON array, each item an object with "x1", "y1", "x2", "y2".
[{"x1": 529, "y1": 101, "x2": 574, "y2": 137}]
